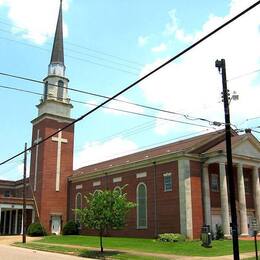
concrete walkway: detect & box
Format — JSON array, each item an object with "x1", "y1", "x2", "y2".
[{"x1": 0, "y1": 236, "x2": 256, "y2": 260}]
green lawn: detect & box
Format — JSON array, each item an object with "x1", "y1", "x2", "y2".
[
  {"x1": 35, "y1": 235, "x2": 260, "y2": 257},
  {"x1": 15, "y1": 242, "x2": 166, "y2": 260}
]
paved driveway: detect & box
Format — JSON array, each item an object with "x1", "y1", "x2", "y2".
[
  {"x1": 0, "y1": 244, "x2": 93, "y2": 260},
  {"x1": 0, "y1": 236, "x2": 93, "y2": 260}
]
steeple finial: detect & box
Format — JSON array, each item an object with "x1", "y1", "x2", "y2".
[{"x1": 50, "y1": 0, "x2": 64, "y2": 66}]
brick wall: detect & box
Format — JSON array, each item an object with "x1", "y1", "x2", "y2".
[
  {"x1": 30, "y1": 117, "x2": 74, "y2": 233},
  {"x1": 69, "y1": 160, "x2": 180, "y2": 238}
]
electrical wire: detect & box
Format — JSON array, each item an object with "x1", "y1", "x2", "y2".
[
  {"x1": 0, "y1": 83, "x2": 216, "y2": 128},
  {"x1": 0, "y1": 18, "x2": 143, "y2": 67},
  {"x1": 0, "y1": 72, "x2": 224, "y2": 126},
  {"x1": 0, "y1": 36, "x2": 138, "y2": 76},
  {"x1": 227, "y1": 68, "x2": 260, "y2": 82},
  {"x1": 1, "y1": 0, "x2": 260, "y2": 166}
]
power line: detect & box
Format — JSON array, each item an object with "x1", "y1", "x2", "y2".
[
  {"x1": 0, "y1": 18, "x2": 143, "y2": 67},
  {"x1": 0, "y1": 72, "x2": 223, "y2": 126},
  {"x1": 1, "y1": 0, "x2": 260, "y2": 166},
  {"x1": 0, "y1": 36, "x2": 138, "y2": 76},
  {"x1": 0, "y1": 83, "x2": 216, "y2": 128},
  {"x1": 227, "y1": 68, "x2": 260, "y2": 82}
]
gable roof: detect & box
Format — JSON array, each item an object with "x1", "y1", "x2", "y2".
[
  {"x1": 204, "y1": 133, "x2": 260, "y2": 153},
  {"x1": 73, "y1": 129, "x2": 231, "y2": 178}
]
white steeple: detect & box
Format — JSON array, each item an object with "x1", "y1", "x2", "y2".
[{"x1": 38, "y1": 0, "x2": 72, "y2": 119}]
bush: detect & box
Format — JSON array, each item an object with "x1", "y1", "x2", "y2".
[
  {"x1": 215, "y1": 224, "x2": 224, "y2": 240},
  {"x1": 158, "y1": 233, "x2": 186, "y2": 243},
  {"x1": 27, "y1": 222, "x2": 46, "y2": 237},
  {"x1": 62, "y1": 220, "x2": 79, "y2": 235}
]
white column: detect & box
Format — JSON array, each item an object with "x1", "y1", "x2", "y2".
[
  {"x1": 8, "y1": 210, "x2": 13, "y2": 234},
  {"x1": 252, "y1": 166, "x2": 260, "y2": 226},
  {"x1": 178, "y1": 159, "x2": 193, "y2": 239},
  {"x1": 21, "y1": 213, "x2": 23, "y2": 235},
  {"x1": 219, "y1": 162, "x2": 230, "y2": 237},
  {"x1": 32, "y1": 209, "x2": 35, "y2": 223},
  {"x1": 237, "y1": 163, "x2": 248, "y2": 235},
  {"x1": 3, "y1": 210, "x2": 7, "y2": 234},
  {"x1": 14, "y1": 209, "x2": 18, "y2": 234},
  {"x1": 202, "y1": 164, "x2": 211, "y2": 226}
]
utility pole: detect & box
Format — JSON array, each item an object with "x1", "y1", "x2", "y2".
[
  {"x1": 22, "y1": 142, "x2": 27, "y2": 243},
  {"x1": 215, "y1": 59, "x2": 239, "y2": 260}
]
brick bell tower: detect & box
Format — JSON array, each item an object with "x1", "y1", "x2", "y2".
[{"x1": 29, "y1": 0, "x2": 74, "y2": 234}]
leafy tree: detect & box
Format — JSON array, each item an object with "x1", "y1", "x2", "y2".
[{"x1": 76, "y1": 186, "x2": 135, "y2": 253}]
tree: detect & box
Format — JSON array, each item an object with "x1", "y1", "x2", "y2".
[{"x1": 76, "y1": 186, "x2": 135, "y2": 253}]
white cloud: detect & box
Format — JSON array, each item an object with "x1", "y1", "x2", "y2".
[
  {"x1": 74, "y1": 137, "x2": 138, "y2": 169},
  {"x1": 139, "y1": 0, "x2": 260, "y2": 135},
  {"x1": 0, "y1": 0, "x2": 69, "y2": 44},
  {"x1": 138, "y1": 35, "x2": 149, "y2": 47},
  {"x1": 151, "y1": 43, "x2": 167, "y2": 53},
  {"x1": 164, "y1": 9, "x2": 178, "y2": 35}
]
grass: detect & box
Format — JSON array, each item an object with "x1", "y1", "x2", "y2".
[
  {"x1": 15, "y1": 242, "x2": 166, "y2": 260},
  {"x1": 33, "y1": 235, "x2": 260, "y2": 257}
]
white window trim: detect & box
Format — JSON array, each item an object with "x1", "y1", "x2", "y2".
[
  {"x1": 136, "y1": 182, "x2": 147, "y2": 229},
  {"x1": 93, "y1": 181, "x2": 101, "y2": 187},
  {"x1": 76, "y1": 184, "x2": 83, "y2": 190},
  {"x1": 113, "y1": 186, "x2": 122, "y2": 194},
  {"x1": 113, "y1": 177, "x2": 122, "y2": 183},
  {"x1": 136, "y1": 172, "x2": 147, "y2": 179}
]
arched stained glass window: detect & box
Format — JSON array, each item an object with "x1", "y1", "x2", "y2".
[{"x1": 136, "y1": 183, "x2": 147, "y2": 229}]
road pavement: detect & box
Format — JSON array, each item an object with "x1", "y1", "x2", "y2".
[{"x1": 0, "y1": 244, "x2": 93, "y2": 260}]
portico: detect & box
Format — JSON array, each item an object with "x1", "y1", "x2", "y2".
[
  {"x1": 202, "y1": 159, "x2": 260, "y2": 237},
  {"x1": 0, "y1": 201, "x2": 35, "y2": 235}
]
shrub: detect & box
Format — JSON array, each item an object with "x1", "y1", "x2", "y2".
[
  {"x1": 27, "y1": 222, "x2": 46, "y2": 237},
  {"x1": 62, "y1": 220, "x2": 79, "y2": 235},
  {"x1": 215, "y1": 224, "x2": 224, "y2": 240},
  {"x1": 158, "y1": 233, "x2": 186, "y2": 243}
]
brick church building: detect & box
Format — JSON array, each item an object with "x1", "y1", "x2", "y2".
[{"x1": 1, "y1": 1, "x2": 260, "y2": 239}]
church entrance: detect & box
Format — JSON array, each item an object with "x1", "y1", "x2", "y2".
[{"x1": 51, "y1": 215, "x2": 61, "y2": 235}]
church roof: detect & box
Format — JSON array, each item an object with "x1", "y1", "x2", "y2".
[
  {"x1": 50, "y1": 0, "x2": 64, "y2": 65},
  {"x1": 73, "y1": 129, "x2": 232, "y2": 177},
  {"x1": 204, "y1": 132, "x2": 260, "y2": 154}
]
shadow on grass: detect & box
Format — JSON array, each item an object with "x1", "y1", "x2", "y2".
[{"x1": 80, "y1": 250, "x2": 127, "y2": 259}]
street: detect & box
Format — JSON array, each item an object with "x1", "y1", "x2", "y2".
[{"x1": 0, "y1": 244, "x2": 93, "y2": 260}]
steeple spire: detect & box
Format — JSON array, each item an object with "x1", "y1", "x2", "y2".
[
  {"x1": 48, "y1": 0, "x2": 65, "y2": 76},
  {"x1": 50, "y1": 0, "x2": 64, "y2": 65}
]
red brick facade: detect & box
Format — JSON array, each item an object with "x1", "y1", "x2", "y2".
[{"x1": 30, "y1": 116, "x2": 74, "y2": 233}]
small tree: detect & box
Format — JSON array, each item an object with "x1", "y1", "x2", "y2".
[{"x1": 76, "y1": 186, "x2": 135, "y2": 253}]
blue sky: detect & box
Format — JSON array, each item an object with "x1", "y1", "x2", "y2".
[{"x1": 0, "y1": 0, "x2": 260, "y2": 180}]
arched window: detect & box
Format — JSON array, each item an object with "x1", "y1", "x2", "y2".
[
  {"x1": 75, "y1": 192, "x2": 82, "y2": 222},
  {"x1": 113, "y1": 186, "x2": 121, "y2": 194},
  {"x1": 44, "y1": 81, "x2": 48, "y2": 100},
  {"x1": 136, "y1": 183, "x2": 147, "y2": 229},
  {"x1": 57, "y1": 80, "x2": 64, "y2": 101}
]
